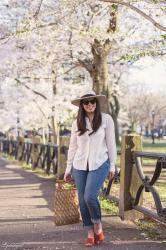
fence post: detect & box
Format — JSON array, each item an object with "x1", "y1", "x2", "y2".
[
  {"x1": 57, "y1": 136, "x2": 70, "y2": 178},
  {"x1": 17, "y1": 136, "x2": 24, "y2": 160},
  {"x1": 0, "y1": 140, "x2": 2, "y2": 152},
  {"x1": 9, "y1": 136, "x2": 14, "y2": 155},
  {"x1": 119, "y1": 134, "x2": 143, "y2": 220},
  {"x1": 31, "y1": 136, "x2": 41, "y2": 168}
]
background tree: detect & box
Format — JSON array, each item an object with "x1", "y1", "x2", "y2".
[{"x1": 0, "y1": 0, "x2": 165, "y2": 142}]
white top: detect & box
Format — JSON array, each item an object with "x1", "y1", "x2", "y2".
[{"x1": 65, "y1": 113, "x2": 117, "y2": 174}]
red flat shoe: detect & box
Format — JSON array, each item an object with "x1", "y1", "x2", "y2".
[
  {"x1": 94, "y1": 231, "x2": 105, "y2": 244},
  {"x1": 85, "y1": 237, "x2": 95, "y2": 247}
]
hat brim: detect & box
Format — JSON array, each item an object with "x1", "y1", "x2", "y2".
[{"x1": 71, "y1": 95, "x2": 106, "y2": 107}]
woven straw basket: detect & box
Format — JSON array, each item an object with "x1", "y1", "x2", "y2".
[{"x1": 54, "y1": 181, "x2": 80, "y2": 226}]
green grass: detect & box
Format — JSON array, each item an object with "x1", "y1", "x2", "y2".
[
  {"x1": 99, "y1": 196, "x2": 119, "y2": 215},
  {"x1": 135, "y1": 218, "x2": 166, "y2": 240},
  {"x1": 140, "y1": 138, "x2": 166, "y2": 166},
  {"x1": 143, "y1": 138, "x2": 166, "y2": 152},
  {"x1": 143, "y1": 138, "x2": 166, "y2": 154}
]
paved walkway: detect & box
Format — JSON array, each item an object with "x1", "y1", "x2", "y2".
[{"x1": 0, "y1": 158, "x2": 165, "y2": 250}]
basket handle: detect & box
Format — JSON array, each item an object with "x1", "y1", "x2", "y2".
[{"x1": 55, "y1": 179, "x2": 76, "y2": 189}]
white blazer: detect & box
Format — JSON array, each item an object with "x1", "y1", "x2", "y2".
[{"x1": 65, "y1": 113, "x2": 117, "y2": 174}]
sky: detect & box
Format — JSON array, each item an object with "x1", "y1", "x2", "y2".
[{"x1": 121, "y1": 56, "x2": 166, "y2": 93}]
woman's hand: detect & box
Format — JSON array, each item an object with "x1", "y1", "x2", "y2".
[
  {"x1": 64, "y1": 173, "x2": 72, "y2": 182},
  {"x1": 108, "y1": 171, "x2": 115, "y2": 181}
]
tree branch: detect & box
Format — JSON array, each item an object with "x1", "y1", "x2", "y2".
[
  {"x1": 60, "y1": 64, "x2": 79, "y2": 76},
  {"x1": 24, "y1": 84, "x2": 47, "y2": 100},
  {"x1": 77, "y1": 59, "x2": 93, "y2": 74},
  {"x1": 68, "y1": 31, "x2": 72, "y2": 45},
  {"x1": 33, "y1": 99, "x2": 51, "y2": 128},
  {"x1": 86, "y1": 5, "x2": 109, "y2": 31},
  {"x1": 112, "y1": 95, "x2": 120, "y2": 116},
  {"x1": 33, "y1": 0, "x2": 44, "y2": 18},
  {"x1": 15, "y1": 78, "x2": 47, "y2": 100},
  {"x1": 100, "y1": 0, "x2": 166, "y2": 32}
]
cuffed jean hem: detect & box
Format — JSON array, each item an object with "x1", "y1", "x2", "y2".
[
  {"x1": 84, "y1": 225, "x2": 93, "y2": 230},
  {"x1": 91, "y1": 218, "x2": 101, "y2": 224}
]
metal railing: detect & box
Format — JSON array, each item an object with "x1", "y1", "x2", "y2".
[
  {"x1": 133, "y1": 151, "x2": 166, "y2": 221},
  {"x1": 102, "y1": 150, "x2": 166, "y2": 223}
]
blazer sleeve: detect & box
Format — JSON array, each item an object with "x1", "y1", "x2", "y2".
[
  {"x1": 65, "y1": 120, "x2": 77, "y2": 174},
  {"x1": 105, "y1": 114, "x2": 117, "y2": 172}
]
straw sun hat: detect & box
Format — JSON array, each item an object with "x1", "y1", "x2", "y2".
[{"x1": 71, "y1": 89, "x2": 106, "y2": 107}]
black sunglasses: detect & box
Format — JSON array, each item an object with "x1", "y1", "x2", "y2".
[{"x1": 82, "y1": 99, "x2": 96, "y2": 105}]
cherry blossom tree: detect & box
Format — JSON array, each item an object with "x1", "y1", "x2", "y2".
[{"x1": 0, "y1": 0, "x2": 165, "y2": 143}]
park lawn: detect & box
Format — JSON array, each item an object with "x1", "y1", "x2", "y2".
[
  {"x1": 140, "y1": 137, "x2": 166, "y2": 167},
  {"x1": 142, "y1": 137, "x2": 166, "y2": 153}
]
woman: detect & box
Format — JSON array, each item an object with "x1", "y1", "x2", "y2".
[{"x1": 64, "y1": 89, "x2": 117, "y2": 247}]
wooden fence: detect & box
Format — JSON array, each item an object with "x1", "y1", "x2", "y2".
[
  {"x1": 0, "y1": 134, "x2": 166, "y2": 223},
  {"x1": 102, "y1": 135, "x2": 166, "y2": 223}
]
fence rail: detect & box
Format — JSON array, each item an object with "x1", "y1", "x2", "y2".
[
  {"x1": 0, "y1": 136, "x2": 166, "y2": 223},
  {"x1": 102, "y1": 135, "x2": 166, "y2": 224},
  {"x1": 133, "y1": 151, "x2": 166, "y2": 220},
  {"x1": 0, "y1": 139, "x2": 58, "y2": 175}
]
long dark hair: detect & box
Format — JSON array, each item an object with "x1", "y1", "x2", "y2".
[{"x1": 77, "y1": 98, "x2": 102, "y2": 136}]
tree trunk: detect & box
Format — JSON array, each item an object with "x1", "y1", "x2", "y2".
[
  {"x1": 51, "y1": 68, "x2": 57, "y2": 144},
  {"x1": 91, "y1": 39, "x2": 112, "y2": 112},
  {"x1": 109, "y1": 94, "x2": 120, "y2": 144},
  {"x1": 79, "y1": 5, "x2": 120, "y2": 142},
  {"x1": 112, "y1": 114, "x2": 120, "y2": 145},
  {"x1": 91, "y1": 40, "x2": 109, "y2": 95},
  {"x1": 51, "y1": 115, "x2": 57, "y2": 144}
]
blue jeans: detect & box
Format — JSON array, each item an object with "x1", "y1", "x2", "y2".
[{"x1": 72, "y1": 159, "x2": 109, "y2": 228}]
